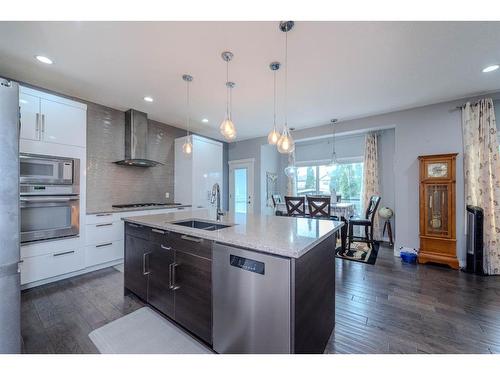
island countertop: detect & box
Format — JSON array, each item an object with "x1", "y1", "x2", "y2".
[{"x1": 122, "y1": 209, "x2": 343, "y2": 258}]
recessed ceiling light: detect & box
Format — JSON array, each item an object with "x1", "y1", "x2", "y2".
[
  {"x1": 143, "y1": 96, "x2": 154, "y2": 102},
  {"x1": 202, "y1": 118, "x2": 209, "y2": 123},
  {"x1": 482, "y1": 64, "x2": 499, "y2": 73},
  {"x1": 35, "y1": 55, "x2": 53, "y2": 65}
]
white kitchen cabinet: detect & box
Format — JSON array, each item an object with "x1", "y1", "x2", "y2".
[
  {"x1": 84, "y1": 207, "x2": 188, "y2": 268},
  {"x1": 19, "y1": 86, "x2": 87, "y2": 148},
  {"x1": 175, "y1": 135, "x2": 223, "y2": 209},
  {"x1": 40, "y1": 98, "x2": 86, "y2": 147},
  {"x1": 19, "y1": 92, "x2": 40, "y2": 141}
]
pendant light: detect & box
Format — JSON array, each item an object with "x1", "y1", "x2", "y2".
[
  {"x1": 267, "y1": 61, "x2": 281, "y2": 145},
  {"x1": 182, "y1": 74, "x2": 193, "y2": 155},
  {"x1": 220, "y1": 51, "x2": 237, "y2": 141},
  {"x1": 277, "y1": 21, "x2": 295, "y2": 154},
  {"x1": 329, "y1": 119, "x2": 338, "y2": 167}
]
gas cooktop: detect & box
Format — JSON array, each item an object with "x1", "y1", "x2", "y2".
[{"x1": 112, "y1": 203, "x2": 182, "y2": 209}]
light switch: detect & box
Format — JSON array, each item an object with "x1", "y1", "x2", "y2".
[{"x1": 165, "y1": 192, "x2": 170, "y2": 199}]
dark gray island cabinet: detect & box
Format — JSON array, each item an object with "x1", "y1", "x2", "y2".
[
  {"x1": 124, "y1": 222, "x2": 212, "y2": 344},
  {"x1": 123, "y1": 214, "x2": 339, "y2": 354}
]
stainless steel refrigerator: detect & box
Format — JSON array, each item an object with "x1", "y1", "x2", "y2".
[{"x1": 0, "y1": 77, "x2": 21, "y2": 353}]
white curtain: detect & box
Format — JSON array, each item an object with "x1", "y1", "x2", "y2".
[
  {"x1": 462, "y1": 98, "x2": 500, "y2": 275},
  {"x1": 362, "y1": 133, "x2": 381, "y2": 240}
]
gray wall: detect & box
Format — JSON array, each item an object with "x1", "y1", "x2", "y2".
[{"x1": 86, "y1": 102, "x2": 186, "y2": 213}]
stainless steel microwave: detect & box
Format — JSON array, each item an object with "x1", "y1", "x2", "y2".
[{"x1": 20, "y1": 153, "x2": 79, "y2": 195}]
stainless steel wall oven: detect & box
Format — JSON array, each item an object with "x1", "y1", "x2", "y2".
[{"x1": 20, "y1": 154, "x2": 80, "y2": 243}]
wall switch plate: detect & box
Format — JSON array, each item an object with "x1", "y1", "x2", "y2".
[{"x1": 165, "y1": 192, "x2": 170, "y2": 199}]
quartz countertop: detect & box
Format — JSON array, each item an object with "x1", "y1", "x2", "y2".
[
  {"x1": 87, "y1": 204, "x2": 192, "y2": 215},
  {"x1": 122, "y1": 209, "x2": 343, "y2": 258}
]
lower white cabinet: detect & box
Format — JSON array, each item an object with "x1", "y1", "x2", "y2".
[
  {"x1": 84, "y1": 207, "x2": 187, "y2": 268},
  {"x1": 85, "y1": 241, "x2": 123, "y2": 268},
  {"x1": 20, "y1": 247, "x2": 84, "y2": 285}
]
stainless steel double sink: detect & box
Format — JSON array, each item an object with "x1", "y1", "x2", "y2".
[{"x1": 171, "y1": 219, "x2": 233, "y2": 231}]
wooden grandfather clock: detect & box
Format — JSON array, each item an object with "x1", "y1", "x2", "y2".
[{"x1": 418, "y1": 153, "x2": 459, "y2": 269}]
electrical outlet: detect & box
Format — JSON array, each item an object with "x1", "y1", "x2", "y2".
[{"x1": 165, "y1": 192, "x2": 170, "y2": 199}]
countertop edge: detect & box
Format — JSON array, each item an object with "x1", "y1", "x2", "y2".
[{"x1": 122, "y1": 216, "x2": 343, "y2": 259}]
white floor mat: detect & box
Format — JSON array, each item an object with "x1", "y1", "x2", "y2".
[{"x1": 89, "y1": 307, "x2": 213, "y2": 354}]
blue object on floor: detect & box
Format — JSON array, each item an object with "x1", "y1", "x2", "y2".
[{"x1": 400, "y1": 251, "x2": 417, "y2": 264}]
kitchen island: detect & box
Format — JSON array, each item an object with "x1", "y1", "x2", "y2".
[{"x1": 122, "y1": 209, "x2": 342, "y2": 354}]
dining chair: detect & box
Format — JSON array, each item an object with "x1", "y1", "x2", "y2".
[
  {"x1": 284, "y1": 196, "x2": 306, "y2": 216},
  {"x1": 307, "y1": 196, "x2": 331, "y2": 218},
  {"x1": 271, "y1": 194, "x2": 283, "y2": 207},
  {"x1": 347, "y1": 195, "x2": 381, "y2": 249}
]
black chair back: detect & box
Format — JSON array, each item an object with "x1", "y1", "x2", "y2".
[
  {"x1": 285, "y1": 196, "x2": 306, "y2": 216},
  {"x1": 271, "y1": 194, "x2": 283, "y2": 207},
  {"x1": 365, "y1": 196, "x2": 381, "y2": 223},
  {"x1": 307, "y1": 196, "x2": 331, "y2": 218}
]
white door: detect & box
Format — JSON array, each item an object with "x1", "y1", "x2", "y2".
[
  {"x1": 19, "y1": 93, "x2": 40, "y2": 141},
  {"x1": 229, "y1": 159, "x2": 254, "y2": 214},
  {"x1": 40, "y1": 98, "x2": 86, "y2": 147}
]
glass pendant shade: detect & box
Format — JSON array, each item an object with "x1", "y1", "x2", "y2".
[
  {"x1": 220, "y1": 118, "x2": 237, "y2": 141},
  {"x1": 182, "y1": 138, "x2": 193, "y2": 154},
  {"x1": 267, "y1": 126, "x2": 280, "y2": 145},
  {"x1": 277, "y1": 126, "x2": 295, "y2": 154}
]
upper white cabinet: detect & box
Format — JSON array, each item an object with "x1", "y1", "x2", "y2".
[
  {"x1": 19, "y1": 93, "x2": 40, "y2": 141},
  {"x1": 19, "y1": 87, "x2": 87, "y2": 148},
  {"x1": 175, "y1": 135, "x2": 223, "y2": 209}
]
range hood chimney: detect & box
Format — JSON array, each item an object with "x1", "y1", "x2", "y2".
[{"x1": 114, "y1": 109, "x2": 162, "y2": 167}]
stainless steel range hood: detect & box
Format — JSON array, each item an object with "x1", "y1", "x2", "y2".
[{"x1": 115, "y1": 109, "x2": 162, "y2": 167}]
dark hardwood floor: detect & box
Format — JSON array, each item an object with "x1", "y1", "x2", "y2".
[{"x1": 21, "y1": 246, "x2": 500, "y2": 354}]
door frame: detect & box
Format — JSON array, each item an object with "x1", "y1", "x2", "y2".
[{"x1": 228, "y1": 158, "x2": 255, "y2": 214}]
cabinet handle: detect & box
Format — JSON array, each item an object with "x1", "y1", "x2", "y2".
[
  {"x1": 128, "y1": 223, "x2": 141, "y2": 228},
  {"x1": 180, "y1": 235, "x2": 203, "y2": 243},
  {"x1": 35, "y1": 113, "x2": 40, "y2": 140},
  {"x1": 143, "y1": 252, "x2": 151, "y2": 275},
  {"x1": 96, "y1": 242, "x2": 113, "y2": 248},
  {"x1": 160, "y1": 244, "x2": 172, "y2": 251},
  {"x1": 96, "y1": 223, "x2": 113, "y2": 227},
  {"x1": 96, "y1": 213, "x2": 112, "y2": 217},
  {"x1": 41, "y1": 114, "x2": 45, "y2": 139},
  {"x1": 151, "y1": 228, "x2": 165, "y2": 234},
  {"x1": 169, "y1": 263, "x2": 180, "y2": 290},
  {"x1": 53, "y1": 250, "x2": 75, "y2": 257}
]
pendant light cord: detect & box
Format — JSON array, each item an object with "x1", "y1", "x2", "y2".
[
  {"x1": 186, "y1": 79, "x2": 190, "y2": 136},
  {"x1": 273, "y1": 69, "x2": 277, "y2": 127},
  {"x1": 226, "y1": 60, "x2": 230, "y2": 120},
  {"x1": 284, "y1": 29, "x2": 288, "y2": 130}
]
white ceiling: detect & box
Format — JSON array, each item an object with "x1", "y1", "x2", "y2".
[{"x1": 1, "y1": 21, "x2": 500, "y2": 141}]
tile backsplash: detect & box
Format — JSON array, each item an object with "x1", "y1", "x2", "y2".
[{"x1": 86, "y1": 102, "x2": 185, "y2": 213}]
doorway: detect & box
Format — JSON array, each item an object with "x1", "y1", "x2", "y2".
[{"x1": 228, "y1": 159, "x2": 254, "y2": 214}]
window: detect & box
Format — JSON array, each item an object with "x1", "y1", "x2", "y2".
[{"x1": 296, "y1": 161, "x2": 364, "y2": 213}]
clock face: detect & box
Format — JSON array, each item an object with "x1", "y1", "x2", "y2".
[{"x1": 427, "y1": 163, "x2": 448, "y2": 178}]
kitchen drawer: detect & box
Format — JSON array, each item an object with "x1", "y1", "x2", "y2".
[
  {"x1": 86, "y1": 213, "x2": 116, "y2": 225},
  {"x1": 150, "y1": 227, "x2": 168, "y2": 244},
  {"x1": 86, "y1": 221, "x2": 123, "y2": 245},
  {"x1": 125, "y1": 222, "x2": 150, "y2": 240},
  {"x1": 21, "y1": 236, "x2": 81, "y2": 259},
  {"x1": 168, "y1": 232, "x2": 212, "y2": 260},
  {"x1": 20, "y1": 248, "x2": 84, "y2": 285},
  {"x1": 85, "y1": 240, "x2": 123, "y2": 267}
]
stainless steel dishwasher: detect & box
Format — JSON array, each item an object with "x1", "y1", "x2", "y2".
[{"x1": 212, "y1": 243, "x2": 291, "y2": 354}]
